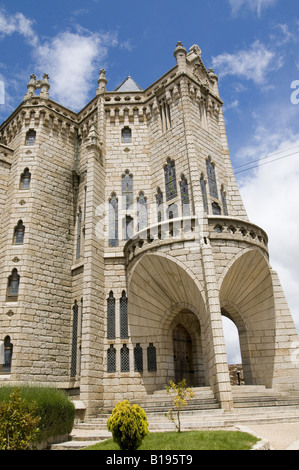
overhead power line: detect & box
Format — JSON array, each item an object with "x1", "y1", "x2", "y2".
[{"x1": 233, "y1": 147, "x2": 299, "y2": 175}]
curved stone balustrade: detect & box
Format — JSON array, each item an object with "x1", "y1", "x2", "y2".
[
  {"x1": 208, "y1": 216, "x2": 268, "y2": 253},
  {"x1": 124, "y1": 215, "x2": 269, "y2": 266},
  {"x1": 124, "y1": 216, "x2": 197, "y2": 265}
]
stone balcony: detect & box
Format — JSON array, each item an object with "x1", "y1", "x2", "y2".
[{"x1": 124, "y1": 215, "x2": 268, "y2": 266}]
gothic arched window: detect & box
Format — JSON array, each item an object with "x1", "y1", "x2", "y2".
[
  {"x1": 26, "y1": 129, "x2": 36, "y2": 146},
  {"x1": 200, "y1": 174, "x2": 209, "y2": 214},
  {"x1": 206, "y1": 157, "x2": 218, "y2": 199},
  {"x1": 221, "y1": 185, "x2": 228, "y2": 216},
  {"x1": 107, "y1": 291, "x2": 116, "y2": 340},
  {"x1": 167, "y1": 203, "x2": 178, "y2": 220},
  {"x1": 156, "y1": 187, "x2": 164, "y2": 223},
  {"x1": 122, "y1": 170, "x2": 133, "y2": 210},
  {"x1": 164, "y1": 158, "x2": 177, "y2": 201},
  {"x1": 13, "y1": 220, "x2": 25, "y2": 245},
  {"x1": 108, "y1": 193, "x2": 119, "y2": 247},
  {"x1": 1, "y1": 336, "x2": 13, "y2": 373},
  {"x1": 70, "y1": 300, "x2": 79, "y2": 377},
  {"x1": 122, "y1": 127, "x2": 132, "y2": 143},
  {"x1": 212, "y1": 202, "x2": 222, "y2": 215},
  {"x1": 7, "y1": 269, "x2": 20, "y2": 301},
  {"x1": 20, "y1": 168, "x2": 31, "y2": 190},
  {"x1": 120, "y1": 291, "x2": 129, "y2": 339},
  {"x1": 180, "y1": 175, "x2": 190, "y2": 216},
  {"x1": 137, "y1": 192, "x2": 147, "y2": 231},
  {"x1": 76, "y1": 208, "x2": 82, "y2": 259}
]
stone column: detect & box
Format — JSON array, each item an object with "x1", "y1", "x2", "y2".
[{"x1": 200, "y1": 237, "x2": 233, "y2": 410}]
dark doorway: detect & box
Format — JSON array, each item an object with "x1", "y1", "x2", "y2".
[{"x1": 173, "y1": 324, "x2": 194, "y2": 386}]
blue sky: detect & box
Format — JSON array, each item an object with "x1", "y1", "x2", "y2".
[{"x1": 1, "y1": 0, "x2": 299, "y2": 361}]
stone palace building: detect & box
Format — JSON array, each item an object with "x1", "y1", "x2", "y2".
[{"x1": 1, "y1": 42, "x2": 299, "y2": 417}]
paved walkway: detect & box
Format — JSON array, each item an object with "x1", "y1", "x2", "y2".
[{"x1": 241, "y1": 423, "x2": 299, "y2": 450}]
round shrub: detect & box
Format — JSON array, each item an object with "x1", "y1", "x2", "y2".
[{"x1": 107, "y1": 400, "x2": 149, "y2": 450}]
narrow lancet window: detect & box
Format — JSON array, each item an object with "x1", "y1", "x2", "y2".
[
  {"x1": 121, "y1": 344, "x2": 130, "y2": 372},
  {"x1": 108, "y1": 193, "x2": 119, "y2": 247},
  {"x1": 180, "y1": 175, "x2": 190, "y2": 216},
  {"x1": 206, "y1": 157, "x2": 218, "y2": 199},
  {"x1": 1, "y1": 336, "x2": 13, "y2": 373},
  {"x1": 134, "y1": 344, "x2": 143, "y2": 372},
  {"x1": 20, "y1": 168, "x2": 31, "y2": 190},
  {"x1": 122, "y1": 127, "x2": 132, "y2": 143},
  {"x1": 200, "y1": 174, "x2": 209, "y2": 214},
  {"x1": 156, "y1": 187, "x2": 164, "y2": 223},
  {"x1": 70, "y1": 300, "x2": 79, "y2": 377},
  {"x1": 13, "y1": 220, "x2": 25, "y2": 245},
  {"x1": 164, "y1": 158, "x2": 177, "y2": 201},
  {"x1": 137, "y1": 192, "x2": 147, "y2": 231},
  {"x1": 120, "y1": 290, "x2": 129, "y2": 339},
  {"x1": 26, "y1": 129, "x2": 36, "y2": 146},
  {"x1": 76, "y1": 208, "x2": 82, "y2": 259},
  {"x1": 107, "y1": 291, "x2": 116, "y2": 340},
  {"x1": 107, "y1": 345, "x2": 116, "y2": 373},
  {"x1": 221, "y1": 185, "x2": 228, "y2": 216},
  {"x1": 7, "y1": 269, "x2": 20, "y2": 301},
  {"x1": 122, "y1": 170, "x2": 133, "y2": 210}
]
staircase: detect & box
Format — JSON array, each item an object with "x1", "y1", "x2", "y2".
[{"x1": 51, "y1": 385, "x2": 299, "y2": 449}]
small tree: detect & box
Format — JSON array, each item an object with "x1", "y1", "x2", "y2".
[
  {"x1": 165, "y1": 379, "x2": 195, "y2": 432},
  {"x1": 0, "y1": 388, "x2": 40, "y2": 450},
  {"x1": 107, "y1": 400, "x2": 149, "y2": 450}
]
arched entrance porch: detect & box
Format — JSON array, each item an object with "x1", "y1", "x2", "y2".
[{"x1": 127, "y1": 251, "x2": 232, "y2": 407}]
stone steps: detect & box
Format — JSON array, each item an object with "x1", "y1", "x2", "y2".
[{"x1": 51, "y1": 386, "x2": 299, "y2": 449}]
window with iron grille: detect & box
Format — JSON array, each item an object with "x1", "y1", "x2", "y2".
[
  {"x1": 121, "y1": 344, "x2": 130, "y2": 372},
  {"x1": 120, "y1": 291, "x2": 129, "y2": 339},
  {"x1": 107, "y1": 291, "x2": 116, "y2": 339},
  {"x1": 70, "y1": 300, "x2": 78, "y2": 377},
  {"x1": 134, "y1": 344, "x2": 143, "y2": 372},
  {"x1": 107, "y1": 345, "x2": 116, "y2": 373},
  {"x1": 147, "y1": 343, "x2": 157, "y2": 372}
]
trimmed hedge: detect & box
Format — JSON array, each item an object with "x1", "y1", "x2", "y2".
[{"x1": 0, "y1": 386, "x2": 75, "y2": 443}]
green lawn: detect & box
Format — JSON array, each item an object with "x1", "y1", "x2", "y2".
[{"x1": 84, "y1": 430, "x2": 259, "y2": 451}]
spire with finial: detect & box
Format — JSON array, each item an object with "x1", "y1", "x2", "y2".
[
  {"x1": 174, "y1": 42, "x2": 187, "y2": 70},
  {"x1": 97, "y1": 69, "x2": 107, "y2": 94}
]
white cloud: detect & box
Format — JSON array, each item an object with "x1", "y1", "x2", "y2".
[
  {"x1": 228, "y1": 0, "x2": 277, "y2": 17},
  {"x1": 238, "y1": 135, "x2": 299, "y2": 333},
  {"x1": 35, "y1": 29, "x2": 118, "y2": 110},
  {"x1": 0, "y1": 9, "x2": 38, "y2": 46},
  {"x1": 212, "y1": 40, "x2": 279, "y2": 85},
  {"x1": 0, "y1": 8, "x2": 124, "y2": 111}
]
